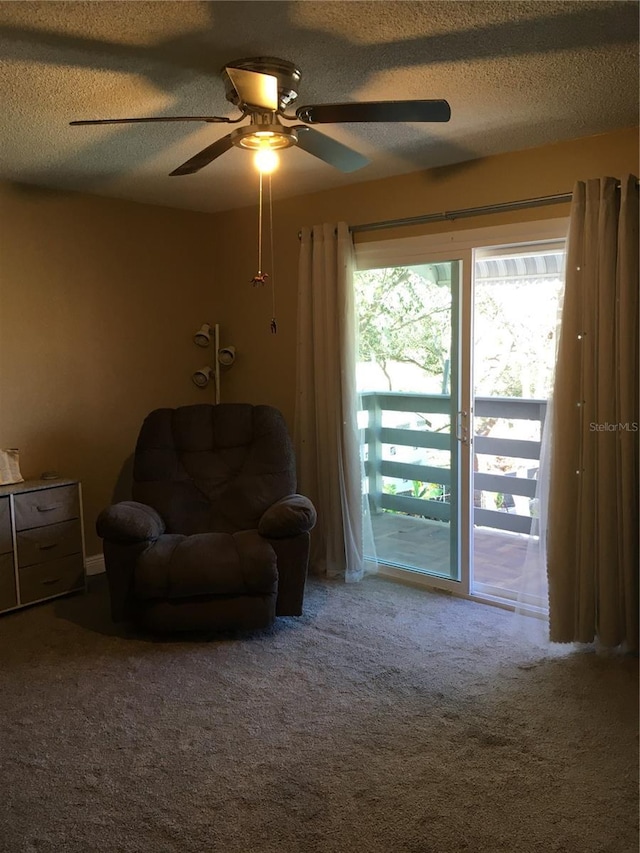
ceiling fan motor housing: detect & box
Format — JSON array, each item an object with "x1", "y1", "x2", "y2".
[{"x1": 222, "y1": 57, "x2": 302, "y2": 111}]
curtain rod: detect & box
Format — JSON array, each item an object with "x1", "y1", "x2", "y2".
[
  {"x1": 297, "y1": 191, "x2": 572, "y2": 239},
  {"x1": 297, "y1": 180, "x2": 637, "y2": 239},
  {"x1": 348, "y1": 191, "x2": 572, "y2": 235}
]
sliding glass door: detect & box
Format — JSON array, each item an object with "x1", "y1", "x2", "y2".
[
  {"x1": 354, "y1": 219, "x2": 568, "y2": 605},
  {"x1": 471, "y1": 242, "x2": 565, "y2": 608},
  {"x1": 355, "y1": 259, "x2": 463, "y2": 587}
]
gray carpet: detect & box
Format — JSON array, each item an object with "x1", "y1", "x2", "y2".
[{"x1": 0, "y1": 575, "x2": 637, "y2": 853}]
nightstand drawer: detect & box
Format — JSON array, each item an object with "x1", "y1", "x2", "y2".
[
  {"x1": 17, "y1": 520, "x2": 83, "y2": 568},
  {"x1": 19, "y1": 554, "x2": 85, "y2": 604},
  {"x1": 14, "y1": 484, "x2": 79, "y2": 531},
  {"x1": 0, "y1": 553, "x2": 17, "y2": 610},
  {"x1": 0, "y1": 498, "x2": 11, "y2": 554},
  {"x1": 0, "y1": 479, "x2": 85, "y2": 615}
]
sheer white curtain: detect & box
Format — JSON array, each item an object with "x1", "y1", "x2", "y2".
[
  {"x1": 515, "y1": 278, "x2": 567, "y2": 625},
  {"x1": 546, "y1": 175, "x2": 639, "y2": 653},
  {"x1": 294, "y1": 222, "x2": 376, "y2": 582},
  {"x1": 516, "y1": 399, "x2": 553, "y2": 621}
]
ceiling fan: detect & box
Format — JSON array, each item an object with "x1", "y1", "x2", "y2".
[{"x1": 70, "y1": 57, "x2": 451, "y2": 176}]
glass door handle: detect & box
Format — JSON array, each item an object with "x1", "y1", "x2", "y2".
[{"x1": 456, "y1": 410, "x2": 470, "y2": 445}]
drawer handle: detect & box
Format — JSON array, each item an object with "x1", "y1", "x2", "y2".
[
  {"x1": 37, "y1": 542, "x2": 59, "y2": 551},
  {"x1": 42, "y1": 577, "x2": 62, "y2": 586},
  {"x1": 36, "y1": 504, "x2": 62, "y2": 513}
]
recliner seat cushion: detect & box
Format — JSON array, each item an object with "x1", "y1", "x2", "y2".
[{"x1": 135, "y1": 530, "x2": 277, "y2": 600}]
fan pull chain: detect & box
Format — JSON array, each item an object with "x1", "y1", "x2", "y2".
[
  {"x1": 268, "y1": 174, "x2": 277, "y2": 334},
  {"x1": 251, "y1": 171, "x2": 269, "y2": 287}
]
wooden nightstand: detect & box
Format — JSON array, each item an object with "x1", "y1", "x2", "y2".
[{"x1": 0, "y1": 478, "x2": 86, "y2": 614}]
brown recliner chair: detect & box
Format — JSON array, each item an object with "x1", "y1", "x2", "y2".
[{"x1": 96, "y1": 403, "x2": 316, "y2": 633}]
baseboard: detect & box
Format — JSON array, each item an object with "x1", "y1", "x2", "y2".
[{"x1": 85, "y1": 553, "x2": 105, "y2": 576}]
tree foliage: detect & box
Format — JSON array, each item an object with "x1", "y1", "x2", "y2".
[
  {"x1": 356, "y1": 267, "x2": 451, "y2": 389},
  {"x1": 356, "y1": 265, "x2": 561, "y2": 401}
]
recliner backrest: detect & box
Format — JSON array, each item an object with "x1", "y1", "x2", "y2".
[{"x1": 132, "y1": 404, "x2": 296, "y2": 535}]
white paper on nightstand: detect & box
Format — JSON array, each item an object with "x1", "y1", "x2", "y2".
[{"x1": 0, "y1": 449, "x2": 24, "y2": 485}]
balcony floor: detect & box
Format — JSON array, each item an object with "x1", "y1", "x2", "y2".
[{"x1": 369, "y1": 511, "x2": 547, "y2": 602}]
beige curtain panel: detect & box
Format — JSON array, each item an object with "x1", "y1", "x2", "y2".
[
  {"x1": 547, "y1": 175, "x2": 639, "y2": 652},
  {"x1": 294, "y1": 223, "x2": 368, "y2": 581}
]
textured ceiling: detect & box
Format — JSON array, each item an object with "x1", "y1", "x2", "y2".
[{"x1": 0, "y1": 1, "x2": 637, "y2": 213}]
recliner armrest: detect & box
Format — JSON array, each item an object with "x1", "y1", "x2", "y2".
[
  {"x1": 258, "y1": 494, "x2": 317, "y2": 539},
  {"x1": 96, "y1": 501, "x2": 165, "y2": 544}
]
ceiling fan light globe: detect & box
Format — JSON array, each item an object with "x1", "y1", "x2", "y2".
[
  {"x1": 254, "y1": 147, "x2": 279, "y2": 173},
  {"x1": 231, "y1": 124, "x2": 298, "y2": 152},
  {"x1": 240, "y1": 131, "x2": 281, "y2": 151}
]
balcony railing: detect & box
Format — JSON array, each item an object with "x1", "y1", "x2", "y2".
[{"x1": 360, "y1": 391, "x2": 547, "y2": 536}]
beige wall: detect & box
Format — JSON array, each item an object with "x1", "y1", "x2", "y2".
[
  {"x1": 0, "y1": 184, "x2": 215, "y2": 554},
  {"x1": 0, "y1": 126, "x2": 637, "y2": 557},
  {"x1": 208, "y1": 127, "x2": 638, "y2": 426}
]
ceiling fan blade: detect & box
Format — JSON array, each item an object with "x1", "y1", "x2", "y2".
[
  {"x1": 70, "y1": 116, "x2": 232, "y2": 126},
  {"x1": 169, "y1": 134, "x2": 235, "y2": 176},
  {"x1": 293, "y1": 127, "x2": 369, "y2": 173},
  {"x1": 296, "y1": 100, "x2": 451, "y2": 124},
  {"x1": 225, "y1": 67, "x2": 278, "y2": 111}
]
